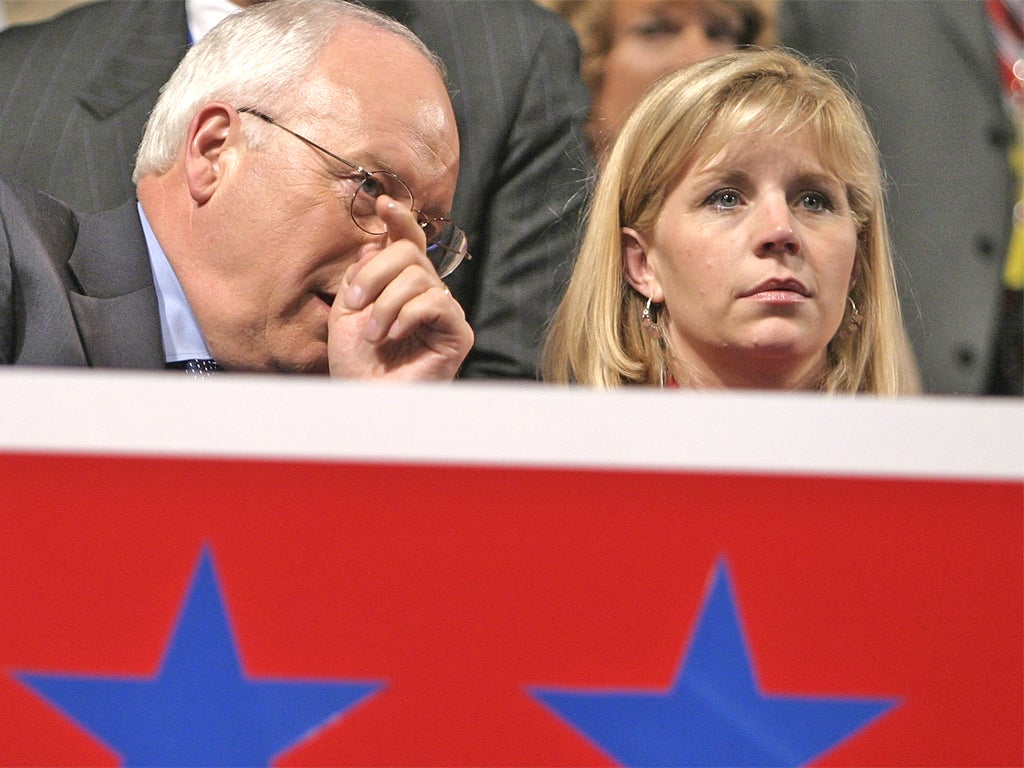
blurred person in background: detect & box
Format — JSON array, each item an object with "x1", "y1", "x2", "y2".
[{"x1": 540, "y1": 0, "x2": 775, "y2": 162}]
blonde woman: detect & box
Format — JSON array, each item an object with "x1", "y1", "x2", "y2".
[{"x1": 543, "y1": 49, "x2": 915, "y2": 394}]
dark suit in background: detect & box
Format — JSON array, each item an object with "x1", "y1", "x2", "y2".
[
  {"x1": 0, "y1": 1, "x2": 188, "y2": 213},
  {"x1": 0, "y1": 0, "x2": 592, "y2": 379},
  {"x1": 779, "y1": 0, "x2": 1019, "y2": 395}
]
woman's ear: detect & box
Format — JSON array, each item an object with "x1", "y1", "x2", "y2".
[
  {"x1": 622, "y1": 227, "x2": 665, "y2": 302},
  {"x1": 848, "y1": 255, "x2": 862, "y2": 293},
  {"x1": 183, "y1": 102, "x2": 240, "y2": 205}
]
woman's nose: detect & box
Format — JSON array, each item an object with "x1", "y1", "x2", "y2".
[{"x1": 754, "y1": 197, "x2": 800, "y2": 256}]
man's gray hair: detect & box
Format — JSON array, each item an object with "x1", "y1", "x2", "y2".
[{"x1": 133, "y1": 0, "x2": 444, "y2": 181}]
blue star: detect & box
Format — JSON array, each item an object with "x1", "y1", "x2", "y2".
[
  {"x1": 530, "y1": 561, "x2": 898, "y2": 766},
  {"x1": 16, "y1": 548, "x2": 383, "y2": 766}
]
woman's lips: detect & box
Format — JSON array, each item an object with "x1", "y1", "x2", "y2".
[{"x1": 740, "y1": 278, "x2": 810, "y2": 302}]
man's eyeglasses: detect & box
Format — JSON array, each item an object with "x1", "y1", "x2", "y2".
[{"x1": 237, "y1": 107, "x2": 469, "y2": 278}]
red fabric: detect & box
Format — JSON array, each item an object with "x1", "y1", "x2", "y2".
[{"x1": 1, "y1": 452, "x2": 1020, "y2": 765}]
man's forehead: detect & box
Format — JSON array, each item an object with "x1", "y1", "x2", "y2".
[
  {"x1": 293, "y1": 76, "x2": 457, "y2": 166},
  {"x1": 309, "y1": 28, "x2": 453, "y2": 133},
  {"x1": 270, "y1": 24, "x2": 457, "y2": 203},
  {"x1": 317, "y1": 23, "x2": 444, "y2": 94}
]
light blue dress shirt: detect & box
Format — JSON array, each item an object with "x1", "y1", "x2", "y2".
[
  {"x1": 138, "y1": 203, "x2": 213, "y2": 364},
  {"x1": 139, "y1": 0, "x2": 236, "y2": 365}
]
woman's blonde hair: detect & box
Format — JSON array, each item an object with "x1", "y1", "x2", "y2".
[{"x1": 542, "y1": 48, "x2": 909, "y2": 394}]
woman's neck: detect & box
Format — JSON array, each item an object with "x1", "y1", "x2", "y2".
[{"x1": 668, "y1": 350, "x2": 827, "y2": 391}]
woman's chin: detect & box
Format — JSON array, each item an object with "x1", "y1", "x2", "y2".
[{"x1": 739, "y1": 318, "x2": 829, "y2": 359}]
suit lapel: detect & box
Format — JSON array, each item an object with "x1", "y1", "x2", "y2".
[
  {"x1": 77, "y1": 0, "x2": 189, "y2": 121},
  {"x1": 66, "y1": 201, "x2": 164, "y2": 369}
]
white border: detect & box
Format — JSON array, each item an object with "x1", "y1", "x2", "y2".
[{"x1": 0, "y1": 368, "x2": 1021, "y2": 480}]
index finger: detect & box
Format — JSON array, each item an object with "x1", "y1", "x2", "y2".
[
  {"x1": 341, "y1": 194, "x2": 426, "y2": 290},
  {"x1": 377, "y1": 195, "x2": 426, "y2": 251}
]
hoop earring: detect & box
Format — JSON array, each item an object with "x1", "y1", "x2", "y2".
[
  {"x1": 641, "y1": 297, "x2": 661, "y2": 336},
  {"x1": 846, "y1": 295, "x2": 863, "y2": 333}
]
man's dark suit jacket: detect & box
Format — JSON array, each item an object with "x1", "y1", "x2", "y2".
[
  {"x1": 0, "y1": 0, "x2": 592, "y2": 379},
  {"x1": 0, "y1": 179, "x2": 163, "y2": 367}
]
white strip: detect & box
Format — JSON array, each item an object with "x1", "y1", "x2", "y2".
[{"x1": 0, "y1": 368, "x2": 1021, "y2": 480}]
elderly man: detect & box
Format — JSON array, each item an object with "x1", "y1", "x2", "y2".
[
  {"x1": 0, "y1": 0, "x2": 472, "y2": 380},
  {"x1": 0, "y1": 0, "x2": 593, "y2": 381}
]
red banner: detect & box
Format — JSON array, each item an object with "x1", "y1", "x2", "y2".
[{"x1": 2, "y1": 451, "x2": 1020, "y2": 765}]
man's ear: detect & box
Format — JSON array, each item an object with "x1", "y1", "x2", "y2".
[
  {"x1": 183, "y1": 102, "x2": 241, "y2": 205},
  {"x1": 622, "y1": 227, "x2": 665, "y2": 302}
]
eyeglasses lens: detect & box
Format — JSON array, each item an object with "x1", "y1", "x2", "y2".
[
  {"x1": 350, "y1": 170, "x2": 468, "y2": 278},
  {"x1": 424, "y1": 223, "x2": 469, "y2": 279}
]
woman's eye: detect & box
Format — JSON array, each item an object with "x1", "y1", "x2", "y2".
[
  {"x1": 798, "y1": 192, "x2": 833, "y2": 212},
  {"x1": 704, "y1": 19, "x2": 741, "y2": 43},
  {"x1": 630, "y1": 17, "x2": 680, "y2": 39},
  {"x1": 705, "y1": 189, "x2": 742, "y2": 209}
]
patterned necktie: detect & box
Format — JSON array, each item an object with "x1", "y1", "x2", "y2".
[{"x1": 166, "y1": 359, "x2": 222, "y2": 376}]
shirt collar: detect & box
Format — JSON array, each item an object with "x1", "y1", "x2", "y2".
[{"x1": 138, "y1": 202, "x2": 213, "y2": 364}]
